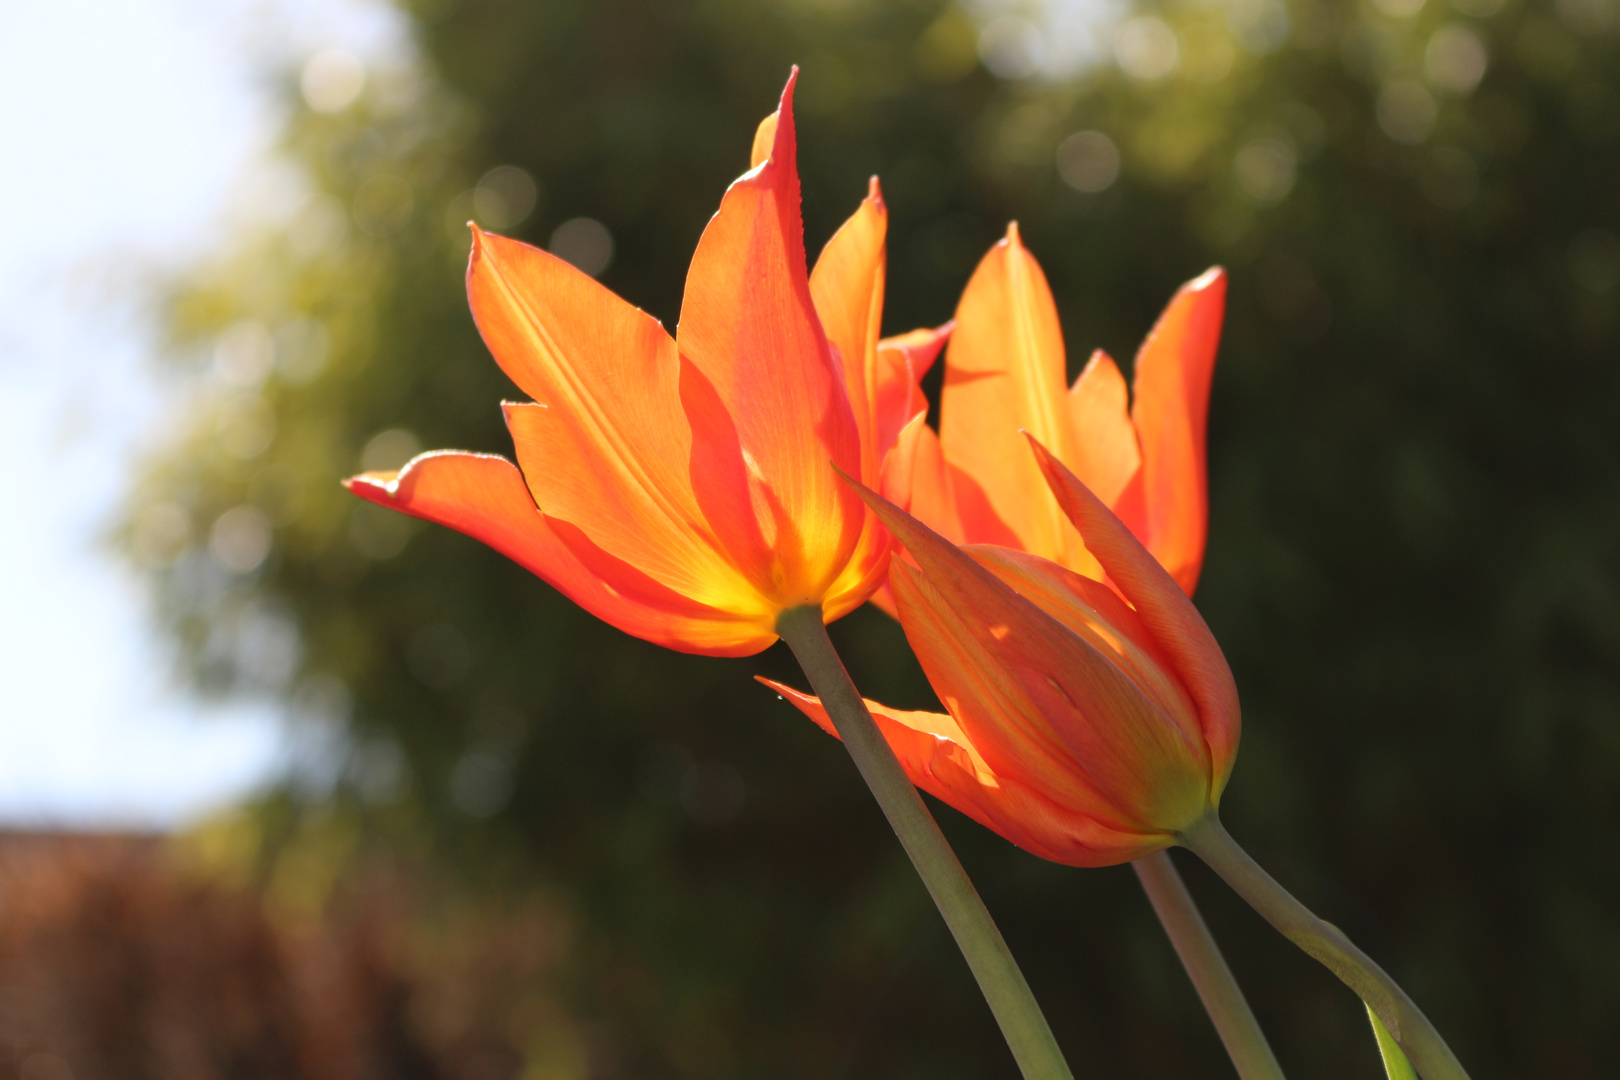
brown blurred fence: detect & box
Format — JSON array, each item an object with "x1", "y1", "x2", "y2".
[{"x1": 0, "y1": 830, "x2": 577, "y2": 1080}]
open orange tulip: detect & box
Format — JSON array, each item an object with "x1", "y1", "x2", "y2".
[
  {"x1": 767, "y1": 442, "x2": 1240, "y2": 866},
  {"x1": 345, "y1": 71, "x2": 942, "y2": 656},
  {"x1": 905, "y1": 226, "x2": 1225, "y2": 598}
]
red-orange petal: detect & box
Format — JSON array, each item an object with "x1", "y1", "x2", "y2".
[
  {"x1": 873, "y1": 323, "x2": 950, "y2": 459},
  {"x1": 760, "y1": 678, "x2": 1169, "y2": 866},
  {"x1": 343, "y1": 452, "x2": 774, "y2": 656},
  {"x1": 1027, "y1": 437, "x2": 1240, "y2": 796},
  {"x1": 851, "y1": 477, "x2": 1213, "y2": 831},
  {"x1": 1131, "y1": 267, "x2": 1226, "y2": 596},
  {"x1": 1067, "y1": 349, "x2": 1145, "y2": 539},
  {"x1": 502, "y1": 402, "x2": 768, "y2": 621},
  {"x1": 810, "y1": 176, "x2": 887, "y2": 475},
  {"x1": 939, "y1": 224, "x2": 1080, "y2": 565},
  {"x1": 674, "y1": 69, "x2": 863, "y2": 606}
]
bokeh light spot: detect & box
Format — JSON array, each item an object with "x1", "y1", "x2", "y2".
[
  {"x1": 1370, "y1": 0, "x2": 1427, "y2": 17},
  {"x1": 1115, "y1": 17, "x2": 1180, "y2": 81},
  {"x1": 214, "y1": 320, "x2": 274, "y2": 390},
  {"x1": 349, "y1": 503, "x2": 411, "y2": 560},
  {"x1": 474, "y1": 165, "x2": 539, "y2": 229},
  {"x1": 549, "y1": 218, "x2": 614, "y2": 278},
  {"x1": 1426, "y1": 25, "x2": 1489, "y2": 94},
  {"x1": 1228, "y1": 0, "x2": 1291, "y2": 54},
  {"x1": 301, "y1": 49, "x2": 365, "y2": 113},
  {"x1": 210, "y1": 506, "x2": 272, "y2": 574},
  {"x1": 361, "y1": 428, "x2": 422, "y2": 473},
  {"x1": 1056, "y1": 131, "x2": 1121, "y2": 192},
  {"x1": 1234, "y1": 137, "x2": 1298, "y2": 203}
]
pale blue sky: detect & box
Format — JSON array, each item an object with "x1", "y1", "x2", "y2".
[{"x1": 0, "y1": 0, "x2": 398, "y2": 826}]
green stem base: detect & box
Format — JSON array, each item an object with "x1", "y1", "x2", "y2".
[
  {"x1": 776, "y1": 605, "x2": 1073, "y2": 1080},
  {"x1": 1180, "y1": 815, "x2": 1470, "y2": 1080},
  {"x1": 1133, "y1": 850, "x2": 1286, "y2": 1080}
]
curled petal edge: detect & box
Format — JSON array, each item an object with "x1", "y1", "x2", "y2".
[
  {"x1": 1025, "y1": 435, "x2": 1240, "y2": 796},
  {"x1": 760, "y1": 679, "x2": 1172, "y2": 867},
  {"x1": 344, "y1": 451, "x2": 776, "y2": 657}
]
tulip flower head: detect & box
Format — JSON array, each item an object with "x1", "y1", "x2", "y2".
[
  {"x1": 345, "y1": 71, "x2": 939, "y2": 656},
  {"x1": 907, "y1": 227, "x2": 1225, "y2": 598},
  {"x1": 769, "y1": 444, "x2": 1240, "y2": 866}
]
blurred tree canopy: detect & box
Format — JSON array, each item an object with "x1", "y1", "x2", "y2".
[{"x1": 127, "y1": 0, "x2": 1619, "y2": 1075}]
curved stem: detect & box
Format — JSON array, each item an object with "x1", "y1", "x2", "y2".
[
  {"x1": 1133, "y1": 850, "x2": 1287, "y2": 1080},
  {"x1": 1179, "y1": 815, "x2": 1470, "y2": 1080},
  {"x1": 776, "y1": 605, "x2": 1073, "y2": 1080}
]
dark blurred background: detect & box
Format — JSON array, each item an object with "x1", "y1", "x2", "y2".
[{"x1": 54, "y1": 0, "x2": 1618, "y2": 1075}]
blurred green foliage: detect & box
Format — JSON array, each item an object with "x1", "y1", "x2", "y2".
[{"x1": 127, "y1": 0, "x2": 1620, "y2": 1075}]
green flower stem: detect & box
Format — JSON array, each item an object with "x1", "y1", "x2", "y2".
[
  {"x1": 776, "y1": 605, "x2": 1073, "y2": 1080},
  {"x1": 1179, "y1": 814, "x2": 1471, "y2": 1080},
  {"x1": 1132, "y1": 850, "x2": 1287, "y2": 1080}
]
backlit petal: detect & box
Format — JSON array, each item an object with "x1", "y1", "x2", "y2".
[
  {"x1": 344, "y1": 453, "x2": 773, "y2": 656},
  {"x1": 761, "y1": 680, "x2": 1167, "y2": 866},
  {"x1": 1067, "y1": 349, "x2": 1145, "y2": 537},
  {"x1": 964, "y1": 544, "x2": 1205, "y2": 762},
  {"x1": 675, "y1": 69, "x2": 863, "y2": 605},
  {"x1": 874, "y1": 323, "x2": 949, "y2": 459},
  {"x1": 810, "y1": 176, "x2": 887, "y2": 474},
  {"x1": 1131, "y1": 267, "x2": 1226, "y2": 595},
  {"x1": 853, "y1": 479, "x2": 1213, "y2": 831},
  {"x1": 503, "y1": 402, "x2": 768, "y2": 621},
  {"x1": 939, "y1": 224, "x2": 1080, "y2": 565},
  {"x1": 1028, "y1": 437, "x2": 1240, "y2": 795}
]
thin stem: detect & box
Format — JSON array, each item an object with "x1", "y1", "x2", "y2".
[
  {"x1": 1133, "y1": 850, "x2": 1287, "y2": 1080},
  {"x1": 1180, "y1": 814, "x2": 1470, "y2": 1080},
  {"x1": 776, "y1": 605, "x2": 1073, "y2": 1080}
]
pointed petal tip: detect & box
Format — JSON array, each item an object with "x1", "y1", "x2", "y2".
[
  {"x1": 342, "y1": 469, "x2": 402, "y2": 498},
  {"x1": 867, "y1": 175, "x2": 884, "y2": 206},
  {"x1": 1004, "y1": 220, "x2": 1022, "y2": 247},
  {"x1": 1187, "y1": 266, "x2": 1227, "y2": 293}
]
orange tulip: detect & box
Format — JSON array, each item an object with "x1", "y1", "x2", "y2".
[
  {"x1": 345, "y1": 71, "x2": 939, "y2": 656},
  {"x1": 767, "y1": 442, "x2": 1240, "y2": 866},
  {"x1": 906, "y1": 226, "x2": 1225, "y2": 598}
]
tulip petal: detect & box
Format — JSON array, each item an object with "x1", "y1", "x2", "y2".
[
  {"x1": 1131, "y1": 267, "x2": 1226, "y2": 595},
  {"x1": 463, "y1": 229, "x2": 768, "y2": 605},
  {"x1": 874, "y1": 323, "x2": 950, "y2": 457},
  {"x1": 750, "y1": 113, "x2": 778, "y2": 170},
  {"x1": 810, "y1": 176, "x2": 887, "y2": 471},
  {"x1": 501, "y1": 401, "x2": 768, "y2": 622},
  {"x1": 1027, "y1": 437, "x2": 1240, "y2": 794},
  {"x1": 939, "y1": 224, "x2": 1080, "y2": 565},
  {"x1": 1067, "y1": 349, "x2": 1145, "y2": 532},
  {"x1": 848, "y1": 477, "x2": 1213, "y2": 831},
  {"x1": 806, "y1": 179, "x2": 893, "y2": 617},
  {"x1": 344, "y1": 453, "x2": 773, "y2": 656},
  {"x1": 675, "y1": 69, "x2": 863, "y2": 604},
  {"x1": 963, "y1": 544, "x2": 1205, "y2": 760},
  {"x1": 760, "y1": 679, "x2": 1168, "y2": 866}
]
